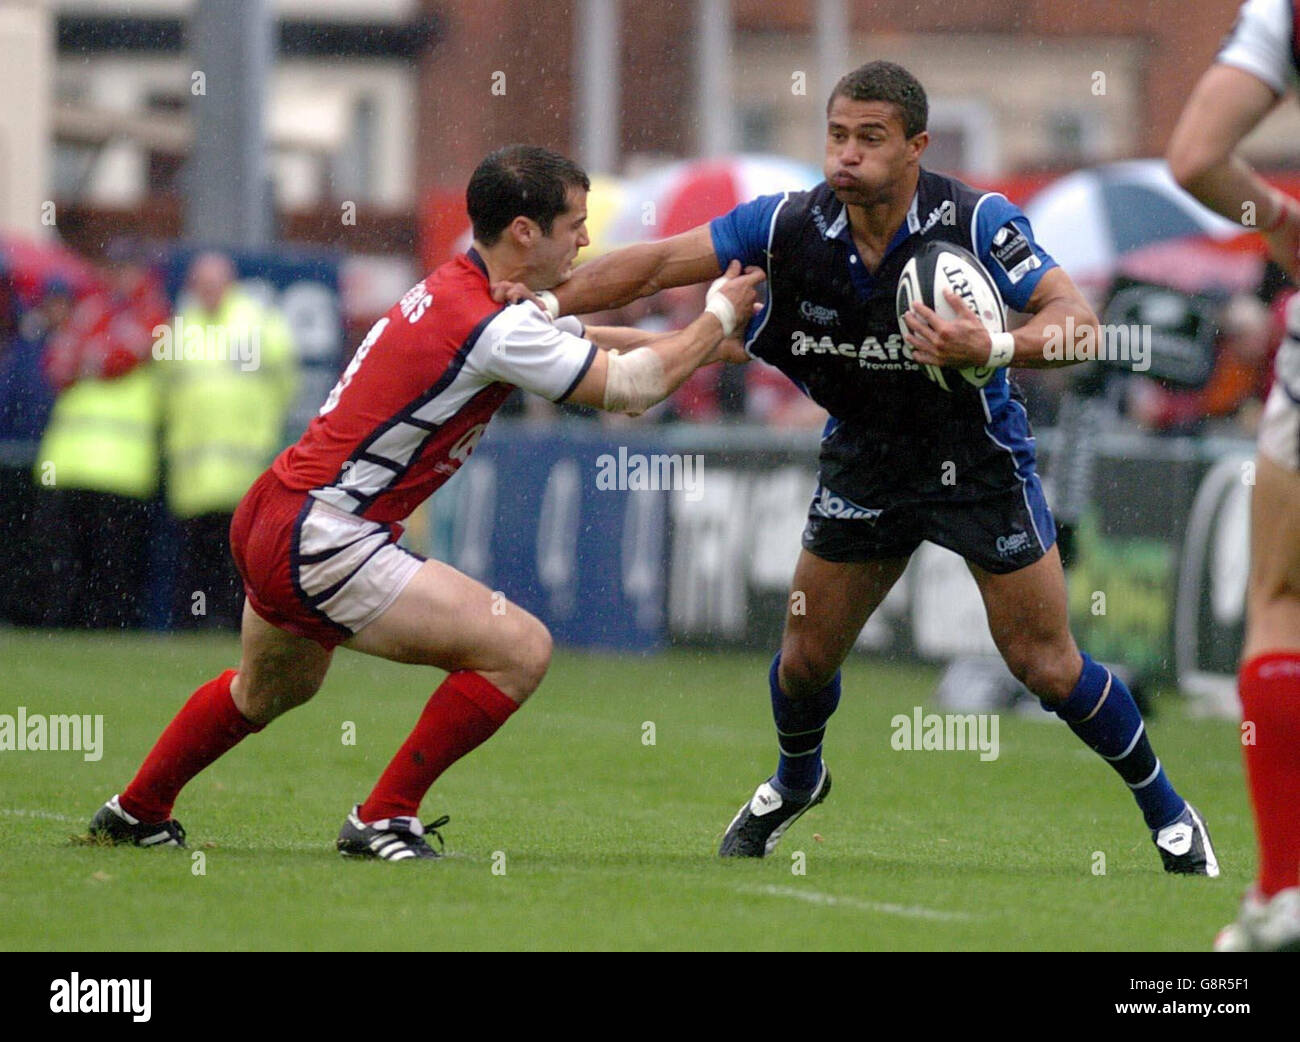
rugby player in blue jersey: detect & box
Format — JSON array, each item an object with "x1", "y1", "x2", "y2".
[{"x1": 523, "y1": 61, "x2": 1218, "y2": 873}]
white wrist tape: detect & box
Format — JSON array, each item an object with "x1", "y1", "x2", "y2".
[
  {"x1": 602, "y1": 347, "x2": 668, "y2": 416},
  {"x1": 536, "y1": 290, "x2": 560, "y2": 320},
  {"x1": 704, "y1": 276, "x2": 739, "y2": 337},
  {"x1": 986, "y1": 332, "x2": 1015, "y2": 368}
]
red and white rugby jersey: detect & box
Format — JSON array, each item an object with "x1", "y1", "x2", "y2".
[
  {"x1": 1219, "y1": 0, "x2": 1300, "y2": 91},
  {"x1": 272, "y1": 249, "x2": 597, "y2": 523}
]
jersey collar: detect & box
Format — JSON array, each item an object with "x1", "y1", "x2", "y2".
[
  {"x1": 823, "y1": 185, "x2": 920, "y2": 288},
  {"x1": 465, "y1": 246, "x2": 489, "y2": 279},
  {"x1": 824, "y1": 188, "x2": 918, "y2": 251}
]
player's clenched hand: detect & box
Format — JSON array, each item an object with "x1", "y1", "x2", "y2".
[
  {"x1": 1261, "y1": 192, "x2": 1300, "y2": 281},
  {"x1": 902, "y1": 291, "x2": 991, "y2": 368}
]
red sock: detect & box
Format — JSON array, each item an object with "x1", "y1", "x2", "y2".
[
  {"x1": 359, "y1": 671, "x2": 519, "y2": 822},
  {"x1": 119, "y1": 670, "x2": 264, "y2": 823},
  {"x1": 1239, "y1": 652, "x2": 1300, "y2": 897}
]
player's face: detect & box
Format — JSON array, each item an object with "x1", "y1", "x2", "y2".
[
  {"x1": 824, "y1": 96, "x2": 926, "y2": 208},
  {"x1": 534, "y1": 187, "x2": 590, "y2": 288}
]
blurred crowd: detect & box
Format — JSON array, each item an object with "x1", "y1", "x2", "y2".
[
  {"x1": 1126, "y1": 289, "x2": 1279, "y2": 437},
  {"x1": 994, "y1": 267, "x2": 1291, "y2": 439},
  {"x1": 0, "y1": 243, "x2": 296, "y2": 631}
]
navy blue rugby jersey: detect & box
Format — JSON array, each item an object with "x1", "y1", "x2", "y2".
[{"x1": 709, "y1": 169, "x2": 1057, "y2": 442}]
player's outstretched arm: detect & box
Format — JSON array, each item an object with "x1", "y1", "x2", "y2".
[
  {"x1": 1167, "y1": 63, "x2": 1300, "y2": 278},
  {"x1": 580, "y1": 325, "x2": 670, "y2": 353},
  {"x1": 582, "y1": 323, "x2": 754, "y2": 366},
  {"x1": 545, "y1": 226, "x2": 724, "y2": 317},
  {"x1": 564, "y1": 261, "x2": 763, "y2": 416}
]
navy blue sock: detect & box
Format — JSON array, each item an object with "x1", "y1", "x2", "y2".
[
  {"x1": 770, "y1": 652, "x2": 840, "y2": 796},
  {"x1": 1054, "y1": 652, "x2": 1184, "y2": 830}
]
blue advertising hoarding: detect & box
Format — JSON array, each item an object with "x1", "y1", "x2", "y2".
[{"x1": 434, "y1": 423, "x2": 671, "y2": 652}]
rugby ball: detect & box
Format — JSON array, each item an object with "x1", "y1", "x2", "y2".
[{"x1": 896, "y1": 240, "x2": 1006, "y2": 391}]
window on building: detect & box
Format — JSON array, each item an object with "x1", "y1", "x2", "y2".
[
  {"x1": 145, "y1": 91, "x2": 185, "y2": 196},
  {"x1": 926, "y1": 99, "x2": 999, "y2": 178},
  {"x1": 1045, "y1": 108, "x2": 1103, "y2": 165}
]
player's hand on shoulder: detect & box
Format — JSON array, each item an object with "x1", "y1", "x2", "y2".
[{"x1": 902, "y1": 291, "x2": 992, "y2": 369}]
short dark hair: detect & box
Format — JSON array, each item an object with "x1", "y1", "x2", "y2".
[
  {"x1": 467, "y1": 145, "x2": 590, "y2": 246},
  {"x1": 828, "y1": 61, "x2": 928, "y2": 138}
]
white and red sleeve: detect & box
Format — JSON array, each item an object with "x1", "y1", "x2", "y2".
[{"x1": 467, "y1": 301, "x2": 598, "y2": 403}]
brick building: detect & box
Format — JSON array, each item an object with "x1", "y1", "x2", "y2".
[{"x1": 10, "y1": 0, "x2": 1299, "y2": 253}]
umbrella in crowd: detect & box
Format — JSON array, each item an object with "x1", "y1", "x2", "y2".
[
  {"x1": 607, "y1": 153, "x2": 824, "y2": 244},
  {"x1": 1022, "y1": 159, "x2": 1244, "y2": 287},
  {"x1": 1116, "y1": 238, "x2": 1263, "y2": 295}
]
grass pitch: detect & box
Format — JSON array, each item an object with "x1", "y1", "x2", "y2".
[{"x1": 0, "y1": 630, "x2": 1251, "y2": 951}]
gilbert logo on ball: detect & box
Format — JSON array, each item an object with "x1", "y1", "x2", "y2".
[{"x1": 896, "y1": 239, "x2": 1007, "y2": 392}]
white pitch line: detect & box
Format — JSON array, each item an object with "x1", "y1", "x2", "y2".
[
  {"x1": 0, "y1": 807, "x2": 80, "y2": 823},
  {"x1": 740, "y1": 884, "x2": 973, "y2": 922}
]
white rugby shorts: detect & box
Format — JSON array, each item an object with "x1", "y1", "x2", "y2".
[{"x1": 296, "y1": 496, "x2": 425, "y2": 634}]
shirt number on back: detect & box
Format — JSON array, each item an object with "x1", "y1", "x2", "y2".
[{"x1": 319, "y1": 317, "x2": 389, "y2": 416}]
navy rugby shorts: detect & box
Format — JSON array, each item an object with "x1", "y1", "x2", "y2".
[{"x1": 801, "y1": 406, "x2": 1057, "y2": 575}]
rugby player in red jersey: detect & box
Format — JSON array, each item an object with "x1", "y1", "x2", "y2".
[
  {"x1": 1168, "y1": 0, "x2": 1300, "y2": 949},
  {"x1": 86, "y1": 145, "x2": 763, "y2": 859}
]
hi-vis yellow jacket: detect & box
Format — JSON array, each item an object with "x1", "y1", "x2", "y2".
[
  {"x1": 35, "y1": 363, "x2": 160, "y2": 500},
  {"x1": 158, "y1": 291, "x2": 296, "y2": 518}
]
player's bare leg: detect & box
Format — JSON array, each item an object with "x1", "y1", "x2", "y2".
[
  {"x1": 1219, "y1": 452, "x2": 1300, "y2": 948},
  {"x1": 778, "y1": 551, "x2": 910, "y2": 698},
  {"x1": 345, "y1": 558, "x2": 552, "y2": 703},
  {"x1": 966, "y1": 545, "x2": 1079, "y2": 706},
  {"x1": 231, "y1": 598, "x2": 334, "y2": 724},
  {"x1": 719, "y1": 551, "x2": 908, "y2": 857},
  {"x1": 333, "y1": 559, "x2": 551, "y2": 859},
  {"x1": 1243, "y1": 454, "x2": 1300, "y2": 661},
  {"x1": 970, "y1": 545, "x2": 1217, "y2": 875}
]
